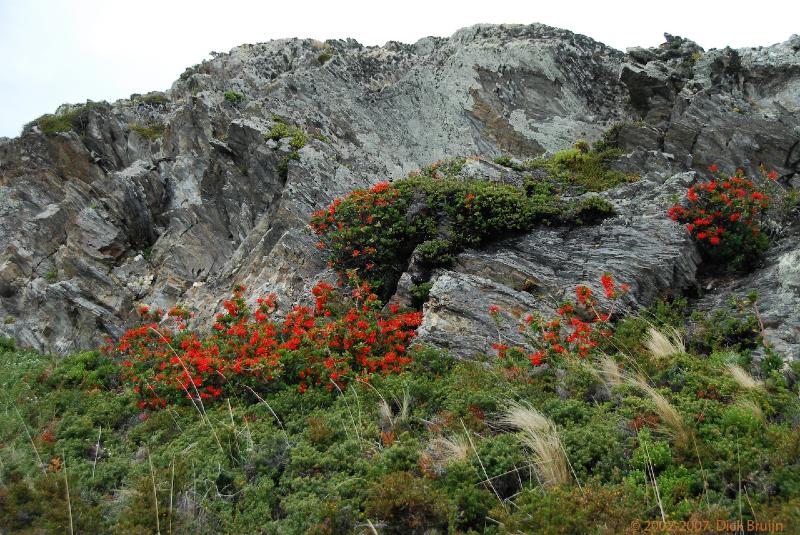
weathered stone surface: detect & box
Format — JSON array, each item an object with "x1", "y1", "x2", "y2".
[
  {"x1": 416, "y1": 158, "x2": 703, "y2": 359},
  {"x1": 694, "y1": 228, "x2": 800, "y2": 360},
  {"x1": 0, "y1": 24, "x2": 798, "y2": 362}
]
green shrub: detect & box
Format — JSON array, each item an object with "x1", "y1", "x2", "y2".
[
  {"x1": 288, "y1": 129, "x2": 308, "y2": 150},
  {"x1": 409, "y1": 282, "x2": 433, "y2": 308},
  {"x1": 34, "y1": 102, "x2": 107, "y2": 135},
  {"x1": 129, "y1": 122, "x2": 164, "y2": 140},
  {"x1": 133, "y1": 94, "x2": 168, "y2": 106},
  {"x1": 0, "y1": 336, "x2": 15, "y2": 352},
  {"x1": 416, "y1": 239, "x2": 453, "y2": 267},
  {"x1": 573, "y1": 139, "x2": 591, "y2": 153},
  {"x1": 569, "y1": 196, "x2": 616, "y2": 224},
  {"x1": 491, "y1": 483, "x2": 646, "y2": 534},
  {"x1": 689, "y1": 295, "x2": 761, "y2": 354},
  {"x1": 667, "y1": 166, "x2": 775, "y2": 271},
  {"x1": 592, "y1": 122, "x2": 627, "y2": 152},
  {"x1": 527, "y1": 147, "x2": 634, "y2": 192},
  {"x1": 311, "y1": 174, "x2": 567, "y2": 295},
  {"x1": 493, "y1": 154, "x2": 524, "y2": 171},
  {"x1": 223, "y1": 90, "x2": 245, "y2": 104},
  {"x1": 472, "y1": 434, "x2": 526, "y2": 497},
  {"x1": 36, "y1": 112, "x2": 78, "y2": 134},
  {"x1": 365, "y1": 472, "x2": 450, "y2": 534},
  {"x1": 277, "y1": 151, "x2": 300, "y2": 179},
  {"x1": 561, "y1": 417, "x2": 627, "y2": 481}
]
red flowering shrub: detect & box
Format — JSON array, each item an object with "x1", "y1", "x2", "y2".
[
  {"x1": 310, "y1": 181, "x2": 423, "y2": 293},
  {"x1": 667, "y1": 165, "x2": 774, "y2": 270},
  {"x1": 489, "y1": 274, "x2": 629, "y2": 372},
  {"x1": 113, "y1": 282, "x2": 422, "y2": 409},
  {"x1": 310, "y1": 172, "x2": 567, "y2": 297}
]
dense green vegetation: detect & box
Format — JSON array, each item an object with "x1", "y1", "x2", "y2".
[
  {"x1": 1, "y1": 292, "x2": 798, "y2": 534},
  {"x1": 310, "y1": 158, "x2": 617, "y2": 298},
  {"x1": 34, "y1": 102, "x2": 108, "y2": 135},
  {"x1": 494, "y1": 140, "x2": 638, "y2": 194},
  {"x1": 132, "y1": 94, "x2": 169, "y2": 107},
  {"x1": 223, "y1": 90, "x2": 246, "y2": 104},
  {"x1": 130, "y1": 122, "x2": 165, "y2": 141},
  {"x1": 2, "y1": 125, "x2": 796, "y2": 532}
]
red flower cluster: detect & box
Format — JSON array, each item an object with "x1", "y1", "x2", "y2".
[
  {"x1": 309, "y1": 181, "x2": 412, "y2": 290},
  {"x1": 489, "y1": 274, "x2": 628, "y2": 372},
  {"x1": 112, "y1": 281, "x2": 422, "y2": 409},
  {"x1": 667, "y1": 165, "x2": 774, "y2": 269}
]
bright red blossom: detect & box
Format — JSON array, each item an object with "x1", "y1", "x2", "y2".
[{"x1": 113, "y1": 280, "x2": 421, "y2": 409}]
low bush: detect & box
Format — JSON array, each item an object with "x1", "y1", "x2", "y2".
[
  {"x1": 113, "y1": 281, "x2": 421, "y2": 408},
  {"x1": 223, "y1": 90, "x2": 245, "y2": 104},
  {"x1": 668, "y1": 165, "x2": 777, "y2": 271},
  {"x1": 310, "y1": 167, "x2": 614, "y2": 298},
  {"x1": 129, "y1": 122, "x2": 164, "y2": 140}
]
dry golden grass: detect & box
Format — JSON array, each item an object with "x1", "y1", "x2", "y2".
[
  {"x1": 629, "y1": 376, "x2": 689, "y2": 445},
  {"x1": 377, "y1": 399, "x2": 393, "y2": 430},
  {"x1": 644, "y1": 326, "x2": 685, "y2": 359},
  {"x1": 498, "y1": 400, "x2": 552, "y2": 433},
  {"x1": 726, "y1": 364, "x2": 762, "y2": 389},
  {"x1": 429, "y1": 434, "x2": 471, "y2": 465},
  {"x1": 377, "y1": 390, "x2": 411, "y2": 431},
  {"x1": 595, "y1": 355, "x2": 624, "y2": 388},
  {"x1": 499, "y1": 401, "x2": 570, "y2": 488}
]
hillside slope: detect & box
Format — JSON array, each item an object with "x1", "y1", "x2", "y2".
[{"x1": 0, "y1": 25, "x2": 798, "y2": 356}]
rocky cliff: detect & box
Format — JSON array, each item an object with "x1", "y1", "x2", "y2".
[{"x1": 0, "y1": 24, "x2": 798, "y2": 359}]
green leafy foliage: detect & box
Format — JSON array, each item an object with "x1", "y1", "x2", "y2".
[
  {"x1": 310, "y1": 165, "x2": 615, "y2": 297},
  {"x1": 526, "y1": 146, "x2": 635, "y2": 192},
  {"x1": 133, "y1": 93, "x2": 168, "y2": 106},
  {"x1": 265, "y1": 120, "x2": 307, "y2": 149},
  {"x1": 223, "y1": 90, "x2": 245, "y2": 104},
  {"x1": 668, "y1": 166, "x2": 777, "y2": 272},
  {"x1": 569, "y1": 195, "x2": 617, "y2": 224},
  {"x1": 2, "y1": 149, "x2": 799, "y2": 533},
  {"x1": 129, "y1": 122, "x2": 165, "y2": 140},
  {"x1": 1, "y1": 315, "x2": 798, "y2": 534},
  {"x1": 34, "y1": 102, "x2": 107, "y2": 135}
]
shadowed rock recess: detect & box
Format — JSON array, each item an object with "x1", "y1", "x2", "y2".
[{"x1": 0, "y1": 24, "x2": 798, "y2": 358}]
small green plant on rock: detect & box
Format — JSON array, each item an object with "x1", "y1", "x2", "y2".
[
  {"x1": 569, "y1": 196, "x2": 616, "y2": 224},
  {"x1": 129, "y1": 122, "x2": 164, "y2": 141},
  {"x1": 223, "y1": 90, "x2": 245, "y2": 104},
  {"x1": 266, "y1": 121, "x2": 307, "y2": 150}
]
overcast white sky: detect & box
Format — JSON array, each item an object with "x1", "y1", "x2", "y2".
[{"x1": 0, "y1": 0, "x2": 796, "y2": 138}]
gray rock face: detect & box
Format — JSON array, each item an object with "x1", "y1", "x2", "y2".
[
  {"x1": 417, "y1": 155, "x2": 703, "y2": 358},
  {"x1": 0, "y1": 24, "x2": 798, "y2": 360}
]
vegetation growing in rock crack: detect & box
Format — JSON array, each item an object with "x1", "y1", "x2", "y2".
[
  {"x1": 223, "y1": 90, "x2": 246, "y2": 104},
  {"x1": 668, "y1": 164, "x2": 786, "y2": 272},
  {"x1": 129, "y1": 122, "x2": 165, "y2": 141},
  {"x1": 310, "y1": 158, "x2": 619, "y2": 300},
  {"x1": 494, "y1": 139, "x2": 639, "y2": 194}
]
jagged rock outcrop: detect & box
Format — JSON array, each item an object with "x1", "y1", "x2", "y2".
[
  {"x1": 417, "y1": 152, "x2": 703, "y2": 358},
  {"x1": 0, "y1": 24, "x2": 798, "y2": 359}
]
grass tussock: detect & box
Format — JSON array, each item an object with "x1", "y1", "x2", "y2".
[
  {"x1": 726, "y1": 363, "x2": 762, "y2": 389},
  {"x1": 499, "y1": 401, "x2": 571, "y2": 488},
  {"x1": 429, "y1": 434, "x2": 471, "y2": 465},
  {"x1": 628, "y1": 376, "x2": 690, "y2": 446},
  {"x1": 644, "y1": 326, "x2": 685, "y2": 359}
]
